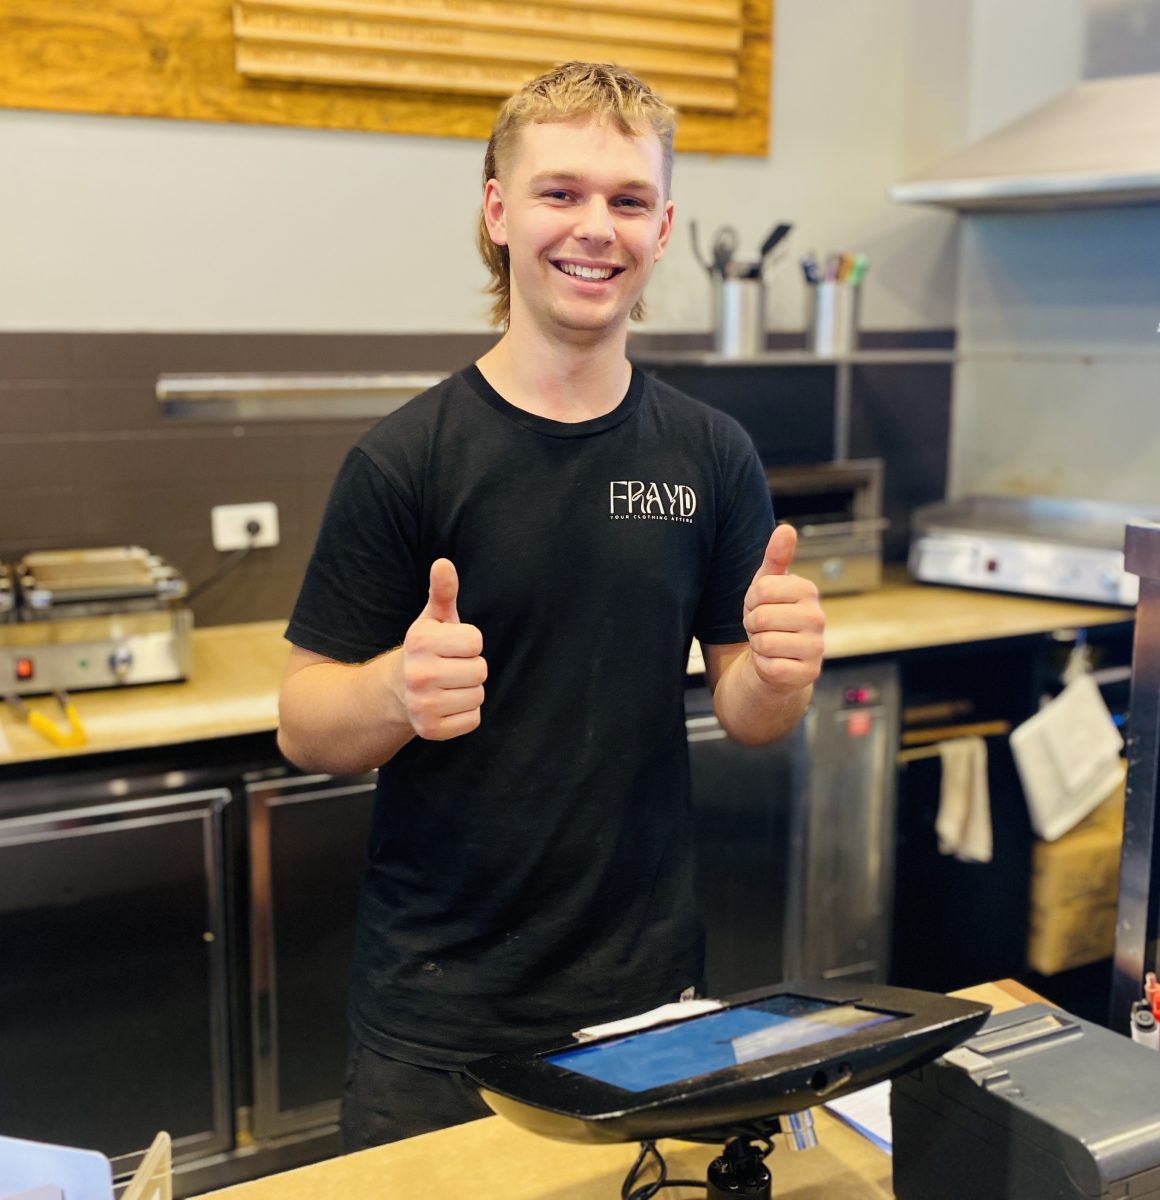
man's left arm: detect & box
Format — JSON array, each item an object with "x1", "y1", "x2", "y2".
[{"x1": 704, "y1": 525, "x2": 825, "y2": 746}]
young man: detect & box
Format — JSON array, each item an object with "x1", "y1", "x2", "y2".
[{"x1": 278, "y1": 61, "x2": 825, "y2": 1150}]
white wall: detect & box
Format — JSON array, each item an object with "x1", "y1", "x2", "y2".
[
  {"x1": 952, "y1": 204, "x2": 1160, "y2": 501},
  {"x1": 949, "y1": 0, "x2": 1160, "y2": 506},
  {"x1": 963, "y1": 0, "x2": 1085, "y2": 139},
  {"x1": 0, "y1": 0, "x2": 968, "y2": 334}
]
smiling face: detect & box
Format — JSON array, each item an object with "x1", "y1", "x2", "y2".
[{"x1": 481, "y1": 118, "x2": 674, "y2": 345}]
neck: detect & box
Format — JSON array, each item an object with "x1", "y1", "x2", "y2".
[{"x1": 476, "y1": 312, "x2": 632, "y2": 422}]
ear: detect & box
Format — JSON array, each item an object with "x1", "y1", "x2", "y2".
[
  {"x1": 482, "y1": 178, "x2": 508, "y2": 247},
  {"x1": 653, "y1": 199, "x2": 674, "y2": 263}
]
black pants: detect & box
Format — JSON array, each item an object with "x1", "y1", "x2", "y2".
[{"x1": 340, "y1": 1037, "x2": 493, "y2": 1152}]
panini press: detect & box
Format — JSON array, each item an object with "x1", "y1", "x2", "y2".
[{"x1": 0, "y1": 546, "x2": 192, "y2": 695}]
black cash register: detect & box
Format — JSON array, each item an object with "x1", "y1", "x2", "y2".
[{"x1": 467, "y1": 981, "x2": 990, "y2": 1198}]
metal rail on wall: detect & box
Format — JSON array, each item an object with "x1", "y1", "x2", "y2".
[{"x1": 156, "y1": 372, "x2": 447, "y2": 421}]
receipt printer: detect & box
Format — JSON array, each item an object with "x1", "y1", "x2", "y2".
[{"x1": 893, "y1": 1003, "x2": 1160, "y2": 1199}]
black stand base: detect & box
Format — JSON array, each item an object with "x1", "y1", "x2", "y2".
[
  {"x1": 621, "y1": 1121, "x2": 784, "y2": 1199},
  {"x1": 706, "y1": 1128, "x2": 777, "y2": 1200}
]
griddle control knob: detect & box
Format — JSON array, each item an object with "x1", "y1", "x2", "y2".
[{"x1": 109, "y1": 643, "x2": 134, "y2": 682}]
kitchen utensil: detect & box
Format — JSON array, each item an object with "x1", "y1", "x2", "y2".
[
  {"x1": 5, "y1": 690, "x2": 87, "y2": 748},
  {"x1": 689, "y1": 219, "x2": 712, "y2": 274},
  {"x1": 710, "y1": 225, "x2": 739, "y2": 276},
  {"x1": 753, "y1": 222, "x2": 792, "y2": 275},
  {"x1": 692, "y1": 219, "x2": 793, "y2": 354}
]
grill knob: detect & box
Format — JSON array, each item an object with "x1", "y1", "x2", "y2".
[{"x1": 109, "y1": 643, "x2": 134, "y2": 682}]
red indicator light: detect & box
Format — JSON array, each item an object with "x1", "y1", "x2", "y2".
[
  {"x1": 846, "y1": 711, "x2": 873, "y2": 737},
  {"x1": 15, "y1": 657, "x2": 34, "y2": 681}
]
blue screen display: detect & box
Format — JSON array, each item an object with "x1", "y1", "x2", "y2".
[{"x1": 545, "y1": 996, "x2": 897, "y2": 1094}]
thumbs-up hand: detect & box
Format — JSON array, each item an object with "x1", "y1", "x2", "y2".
[
  {"x1": 423, "y1": 557, "x2": 461, "y2": 623},
  {"x1": 742, "y1": 525, "x2": 825, "y2": 692},
  {"x1": 399, "y1": 559, "x2": 487, "y2": 740}
]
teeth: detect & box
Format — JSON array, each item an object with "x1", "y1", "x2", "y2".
[{"x1": 559, "y1": 263, "x2": 616, "y2": 281}]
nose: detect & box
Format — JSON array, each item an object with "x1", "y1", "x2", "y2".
[{"x1": 574, "y1": 195, "x2": 615, "y2": 244}]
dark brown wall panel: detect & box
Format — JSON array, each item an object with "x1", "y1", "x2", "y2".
[{"x1": 0, "y1": 330, "x2": 952, "y2": 629}]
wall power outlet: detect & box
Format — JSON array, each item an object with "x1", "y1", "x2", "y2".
[{"x1": 211, "y1": 502, "x2": 280, "y2": 551}]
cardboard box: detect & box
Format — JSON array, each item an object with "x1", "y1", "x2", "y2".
[
  {"x1": 1026, "y1": 761, "x2": 1125, "y2": 974},
  {"x1": 1028, "y1": 759, "x2": 1125, "y2": 910},
  {"x1": 1027, "y1": 898, "x2": 1118, "y2": 976},
  {"x1": 1029, "y1": 817, "x2": 1123, "y2": 911}
]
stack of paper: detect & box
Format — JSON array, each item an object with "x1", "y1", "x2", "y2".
[{"x1": 824, "y1": 1080, "x2": 893, "y2": 1154}]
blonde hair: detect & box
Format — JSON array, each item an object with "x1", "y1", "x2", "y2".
[{"x1": 476, "y1": 61, "x2": 676, "y2": 328}]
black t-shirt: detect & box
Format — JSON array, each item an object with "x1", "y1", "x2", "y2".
[{"x1": 286, "y1": 364, "x2": 772, "y2": 1067}]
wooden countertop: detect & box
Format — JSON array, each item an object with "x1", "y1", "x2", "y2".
[
  {"x1": 0, "y1": 582, "x2": 1131, "y2": 767},
  {"x1": 820, "y1": 575, "x2": 1129, "y2": 659},
  {"x1": 190, "y1": 981, "x2": 1031, "y2": 1200},
  {"x1": 196, "y1": 1109, "x2": 892, "y2": 1200},
  {"x1": 0, "y1": 621, "x2": 287, "y2": 766}
]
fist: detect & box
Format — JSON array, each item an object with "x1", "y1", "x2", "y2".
[
  {"x1": 400, "y1": 559, "x2": 487, "y2": 740},
  {"x1": 743, "y1": 525, "x2": 825, "y2": 692}
]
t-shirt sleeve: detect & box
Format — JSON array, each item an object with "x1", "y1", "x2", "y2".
[
  {"x1": 285, "y1": 445, "x2": 424, "y2": 663},
  {"x1": 693, "y1": 436, "x2": 773, "y2": 646}
]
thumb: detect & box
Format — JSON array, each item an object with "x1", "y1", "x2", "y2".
[
  {"x1": 424, "y1": 558, "x2": 460, "y2": 623},
  {"x1": 755, "y1": 524, "x2": 797, "y2": 580}
]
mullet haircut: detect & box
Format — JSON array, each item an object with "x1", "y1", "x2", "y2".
[{"x1": 476, "y1": 61, "x2": 676, "y2": 328}]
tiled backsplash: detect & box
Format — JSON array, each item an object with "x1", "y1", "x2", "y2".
[
  {"x1": 0, "y1": 331, "x2": 952, "y2": 628},
  {"x1": 0, "y1": 333, "x2": 494, "y2": 627}
]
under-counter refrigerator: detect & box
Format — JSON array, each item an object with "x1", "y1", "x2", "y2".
[{"x1": 687, "y1": 659, "x2": 900, "y2": 996}]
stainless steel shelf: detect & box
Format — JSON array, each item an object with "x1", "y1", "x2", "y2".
[{"x1": 635, "y1": 349, "x2": 955, "y2": 462}]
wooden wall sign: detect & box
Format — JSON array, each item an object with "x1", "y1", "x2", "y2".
[{"x1": 0, "y1": 0, "x2": 772, "y2": 154}]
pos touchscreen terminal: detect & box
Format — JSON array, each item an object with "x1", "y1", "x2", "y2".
[{"x1": 467, "y1": 981, "x2": 990, "y2": 1199}]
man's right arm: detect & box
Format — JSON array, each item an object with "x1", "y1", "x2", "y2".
[{"x1": 277, "y1": 558, "x2": 487, "y2": 776}]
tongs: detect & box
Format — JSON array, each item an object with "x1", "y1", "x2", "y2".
[{"x1": 5, "y1": 690, "x2": 88, "y2": 748}]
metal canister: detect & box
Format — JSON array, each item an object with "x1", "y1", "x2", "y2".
[{"x1": 713, "y1": 263, "x2": 766, "y2": 357}]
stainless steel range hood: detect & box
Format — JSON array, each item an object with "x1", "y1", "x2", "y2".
[
  {"x1": 892, "y1": 0, "x2": 1160, "y2": 212},
  {"x1": 891, "y1": 74, "x2": 1160, "y2": 211}
]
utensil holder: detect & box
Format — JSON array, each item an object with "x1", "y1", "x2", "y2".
[
  {"x1": 806, "y1": 281, "x2": 861, "y2": 356},
  {"x1": 713, "y1": 273, "x2": 765, "y2": 357}
]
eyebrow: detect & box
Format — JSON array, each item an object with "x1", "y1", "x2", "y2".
[{"x1": 529, "y1": 171, "x2": 660, "y2": 199}]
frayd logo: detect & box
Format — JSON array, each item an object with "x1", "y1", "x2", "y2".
[{"x1": 609, "y1": 480, "x2": 698, "y2": 523}]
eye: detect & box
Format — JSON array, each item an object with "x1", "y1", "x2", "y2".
[
  {"x1": 614, "y1": 196, "x2": 649, "y2": 209},
  {"x1": 543, "y1": 189, "x2": 573, "y2": 202}
]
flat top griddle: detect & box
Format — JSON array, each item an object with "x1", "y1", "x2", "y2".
[{"x1": 912, "y1": 496, "x2": 1160, "y2": 551}]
